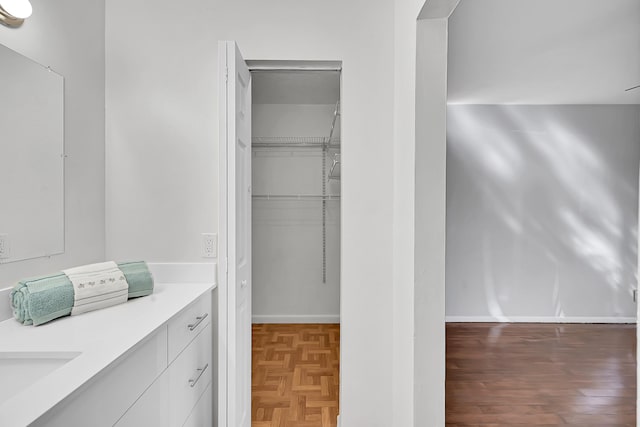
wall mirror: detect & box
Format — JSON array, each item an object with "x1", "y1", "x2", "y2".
[{"x1": 0, "y1": 43, "x2": 64, "y2": 263}]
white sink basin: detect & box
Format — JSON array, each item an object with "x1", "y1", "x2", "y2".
[{"x1": 0, "y1": 352, "x2": 80, "y2": 405}]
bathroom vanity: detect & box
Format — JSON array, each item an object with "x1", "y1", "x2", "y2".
[{"x1": 0, "y1": 277, "x2": 215, "y2": 427}]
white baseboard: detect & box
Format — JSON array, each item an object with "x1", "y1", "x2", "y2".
[
  {"x1": 445, "y1": 316, "x2": 637, "y2": 324},
  {"x1": 252, "y1": 314, "x2": 340, "y2": 324}
]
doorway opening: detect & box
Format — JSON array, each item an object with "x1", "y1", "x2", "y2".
[
  {"x1": 440, "y1": 2, "x2": 639, "y2": 425},
  {"x1": 249, "y1": 61, "x2": 342, "y2": 426}
]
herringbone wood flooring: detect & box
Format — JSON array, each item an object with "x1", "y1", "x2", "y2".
[{"x1": 252, "y1": 324, "x2": 340, "y2": 427}]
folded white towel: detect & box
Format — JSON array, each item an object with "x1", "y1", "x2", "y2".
[{"x1": 63, "y1": 261, "x2": 129, "y2": 316}]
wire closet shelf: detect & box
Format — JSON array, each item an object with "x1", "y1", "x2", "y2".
[
  {"x1": 252, "y1": 136, "x2": 340, "y2": 149},
  {"x1": 252, "y1": 194, "x2": 341, "y2": 201},
  {"x1": 252, "y1": 100, "x2": 340, "y2": 283}
]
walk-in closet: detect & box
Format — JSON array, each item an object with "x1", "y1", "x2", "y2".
[
  {"x1": 249, "y1": 63, "x2": 342, "y2": 425},
  {"x1": 250, "y1": 64, "x2": 341, "y2": 324}
]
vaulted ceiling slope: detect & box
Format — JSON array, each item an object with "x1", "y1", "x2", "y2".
[{"x1": 448, "y1": 0, "x2": 640, "y2": 104}]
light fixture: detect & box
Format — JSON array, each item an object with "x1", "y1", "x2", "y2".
[{"x1": 0, "y1": 0, "x2": 32, "y2": 28}]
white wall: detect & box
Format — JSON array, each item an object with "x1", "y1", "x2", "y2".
[
  {"x1": 448, "y1": 0, "x2": 640, "y2": 104},
  {"x1": 446, "y1": 105, "x2": 640, "y2": 322},
  {"x1": 253, "y1": 104, "x2": 338, "y2": 139},
  {"x1": 106, "y1": 1, "x2": 394, "y2": 424},
  {"x1": 0, "y1": 0, "x2": 105, "y2": 288},
  {"x1": 393, "y1": 1, "x2": 456, "y2": 426},
  {"x1": 393, "y1": 1, "x2": 421, "y2": 425},
  {"x1": 252, "y1": 104, "x2": 340, "y2": 322},
  {"x1": 413, "y1": 15, "x2": 451, "y2": 427}
]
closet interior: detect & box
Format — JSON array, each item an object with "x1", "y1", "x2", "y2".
[{"x1": 250, "y1": 64, "x2": 341, "y2": 323}]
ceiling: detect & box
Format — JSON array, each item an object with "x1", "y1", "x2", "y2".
[
  {"x1": 252, "y1": 70, "x2": 340, "y2": 105},
  {"x1": 447, "y1": 0, "x2": 640, "y2": 104}
]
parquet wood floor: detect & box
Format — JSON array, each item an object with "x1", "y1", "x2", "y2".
[
  {"x1": 446, "y1": 323, "x2": 637, "y2": 426},
  {"x1": 252, "y1": 323, "x2": 340, "y2": 427}
]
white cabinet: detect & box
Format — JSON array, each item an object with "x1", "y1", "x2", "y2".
[
  {"x1": 114, "y1": 371, "x2": 170, "y2": 427},
  {"x1": 32, "y1": 328, "x2": 168, "y2": 427},
  {"x1": 33, "y1": 291, "x2": 213, "y2": 427},
  {"x1": 184, "y1": 384, "x2": 213, "y2": 427},
  {"x1": 115, "y1": 324, "x2": 212, "y2": 427},
  {"x1": 168, "y1": 293, "x2": 212, "y2": 363},
  {"x1": 119, "y1": 292, "x2": 212, "y2": 427},
  {"x1": 169, "y1": 323, "x2": 212, "y2": 426}
]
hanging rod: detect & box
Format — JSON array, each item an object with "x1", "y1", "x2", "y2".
[
  {"x1": 252, "y1": 194, "x2": 341, "y2": 201},
  {"x1": 252, "y1": 136, "x2": 340, "y2": 149},
  {"x1": 250, "y1": 68, "x2": 342, "y2": 72},
  {"x1": 253, "y1": 143, "x2": 341, "y2": 149},
  {"x1": 253, "y1": 136, "x2": 324, "y2": 144}
]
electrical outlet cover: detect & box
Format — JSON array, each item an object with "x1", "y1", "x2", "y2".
[
  {"x1": 202, "y1": 233, "x2": 217, "y2": 258},
  {"x1": 0, "y1": 234, "x2": 10, "y2": 259}
]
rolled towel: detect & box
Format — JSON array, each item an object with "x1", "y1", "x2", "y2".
[
  {"x1": 64, "y1": 261, "x2": 130, "y2": 316},
  {"x1": 10, "y1": 261, "x2": 154, "y2": 326}
]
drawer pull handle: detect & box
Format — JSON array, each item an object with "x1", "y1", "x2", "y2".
[
  {"x1": 188, "y1": 313, "x2": 208, "y2": 331},
  {"x1": 188, "y1": 363, "x2": 209, "y2": 388}
]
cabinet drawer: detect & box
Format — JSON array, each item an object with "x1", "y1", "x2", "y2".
[
  {"x1": 114, "y1": 370, "x2": 170, "y2": 427},
  {"x1": 169, "y1": 323, "x2": 212, "y2": 426},
  {"x1": 183, "y1": 382, "x2": 213, "y2": 427},
  {"x1": 168, "y1": 292, "x2": 211, "y2": 363},
  {"x1": 33, "y1": 327, "x2": 168, "y2": 427}
]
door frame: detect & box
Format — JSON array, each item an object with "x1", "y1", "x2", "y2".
[
  {"x1": 217, "y1": 40, "x2": 254, "y2": 427},
  {"x1": 217, "y1": 41, "x2": 230, "y2": 427},
  {"x1": 219, "y1": 41, "x2": 228, "y2": 426},
  {"x1": 219, "y1": 49, "x2": 345, "y2": 426}
]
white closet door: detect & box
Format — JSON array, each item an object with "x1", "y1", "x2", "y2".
[{"x1": 220, "y1": 40, "x2": 252, "y2": 427}]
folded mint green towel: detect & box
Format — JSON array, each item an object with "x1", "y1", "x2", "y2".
[{"x1": 10, "y1": 261, "x2": 154, "y2": 326}]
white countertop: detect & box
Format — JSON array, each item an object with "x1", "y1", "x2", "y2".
[{"x1": 0, "y1": 281, "x2": 215, "y2": 427}]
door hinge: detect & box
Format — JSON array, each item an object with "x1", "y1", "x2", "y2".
[
  {"x1": 225, "y1": 67, "x2": 229, "y2": 82},
  {"x1": 634, "y1": 289, "x2": 637, "y2": 303},
  {"x1": 225, "y1": 257, "x2": 228, "y2": 274}
]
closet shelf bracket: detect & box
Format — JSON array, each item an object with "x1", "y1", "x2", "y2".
[{"x1": 328, "y1": 153, "x2": 341, "y2": 181}]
